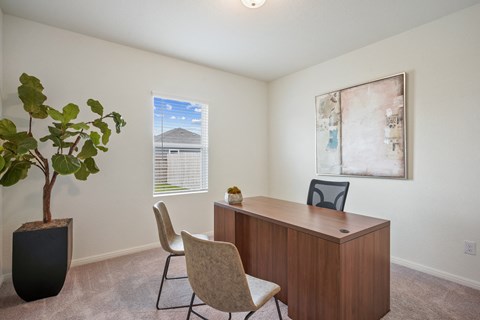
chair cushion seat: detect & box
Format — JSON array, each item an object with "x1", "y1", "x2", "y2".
[
  {"x1": 246, "y1": 275, "x2": 281, "y2": 310},
  {"x1": 169, "y1": 233, "x2": 209, "y2": 255}
]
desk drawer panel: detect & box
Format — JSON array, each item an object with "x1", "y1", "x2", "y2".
[{"x1": 287, "y1": 229, "x2": 340, "y2": 320}]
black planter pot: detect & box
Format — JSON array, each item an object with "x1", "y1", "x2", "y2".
[{"x1": 12, "y1": 218, "x2": 73, "y2": 302}]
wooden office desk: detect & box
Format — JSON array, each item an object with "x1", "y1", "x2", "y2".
[{"x1": 214, "y1": 196, "x2": 390, "y2": 320}]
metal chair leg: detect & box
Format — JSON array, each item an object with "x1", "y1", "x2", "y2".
[
  {"x1": 156, "y1": 254, "x2": 204, "y2": 310},
  {"x1": 188, "y1": 294, "x2": 230, "y2": 320},
  {"x1": 186, "y1": 293, "x2": 279, "y2": 320},
  {"x1": 274, "y1": 297, "x2": 283, "y2": 320},
  {"x1": 191, "y1": 307, "x2": 209, "y2": 320},
  {"x1": 187, "y1": 293, "x2": 195, "y2": 320}
]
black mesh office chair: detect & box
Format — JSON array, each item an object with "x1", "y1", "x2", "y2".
[{"x1": 307, "y1": 179, "x2": 350, "y2": 211}]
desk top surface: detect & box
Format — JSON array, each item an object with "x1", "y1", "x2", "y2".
[{"x1": 214, "y1": 196, "x2": 390, "y2": 243}]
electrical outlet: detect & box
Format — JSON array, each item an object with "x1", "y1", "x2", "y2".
[{"x1": 464, "y1": 241, "x2": 477, "y2": 256}]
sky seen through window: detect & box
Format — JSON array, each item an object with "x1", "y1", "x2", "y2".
[{"x1": 153, "y1": 97, "x2": 203, "y2": 136}]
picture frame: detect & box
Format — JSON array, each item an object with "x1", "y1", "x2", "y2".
[{"x1": 315, "y1": 73, "x2": 407, "y2": 179}]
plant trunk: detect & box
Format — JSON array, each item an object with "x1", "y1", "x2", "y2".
[{"x1": 43, "y1": 182, "x2": 52, "y2": 223}]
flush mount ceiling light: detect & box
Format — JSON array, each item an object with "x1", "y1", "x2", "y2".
[{"x1": 241, "y1": 0, "x2": 266, "y2": 9}]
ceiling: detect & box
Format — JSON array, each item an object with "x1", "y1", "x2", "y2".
[{"x1": 1, "y1": 0, "x2": 479, "y2": 81}]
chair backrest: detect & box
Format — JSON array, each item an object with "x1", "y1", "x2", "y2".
[
  {"x1": 153, "y1": 201, "x2": 178, "y2": 254},
  {"x1": 307, "y1": 179, "x2": 350, "y2": 211},
  {"x1": 181, "y1": 231, "x2": 257, "y2": 313}
]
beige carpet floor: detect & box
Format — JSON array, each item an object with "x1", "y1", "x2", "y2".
[{"x1": 0, "y1": 247, "x2": 479, "y2": 320}]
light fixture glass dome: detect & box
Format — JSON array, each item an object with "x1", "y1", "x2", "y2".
[{"x1": 241, "y1": 0, "x2": 266, "y2": 9}]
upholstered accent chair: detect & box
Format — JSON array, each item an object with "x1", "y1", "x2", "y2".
[
  {"x1": 181, "y1": 231, "x2": 283, "y2": 320},
  {"x1": 153, "y1": 201, "x2": 208, "y2": 310},
  {"x1": 307, "y1": 179, "x2": 350, "y2": 211}
]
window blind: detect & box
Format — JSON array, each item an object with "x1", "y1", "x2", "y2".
[{"x1": 153, "y1": 96, "x2": 208, "y2": 195}]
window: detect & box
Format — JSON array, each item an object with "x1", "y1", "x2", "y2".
[{"x1": 153, "y1": 96, "x2": 208, "y2": 195}]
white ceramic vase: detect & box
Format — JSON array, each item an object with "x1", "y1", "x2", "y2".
[{"x1": 225, "y1": 192, "x2": 243, "y2": 204}]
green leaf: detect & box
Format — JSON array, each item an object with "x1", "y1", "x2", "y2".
[
  {"x1": 60, "y1": 130, "x2": 80, "y2": 140},
  {"x1": 18, "y1": 74, "x2": 47, "y2": 117},
  {"x1": 87, "y1": 99, "x2": 104, "y2": 116},
  {"x1": 52, "y1": 154, "x2": 81, "y2": 175},
  {"x1": 101, "y1": 128, "x2": 111, "y2": 145},
  {"x1": 32, "y1": 105, "x2": 49, "y2": 119},
  {"x1": 85, "y1": 157, "x2": 99, "y2": 174},
  {"x1": 39, "y1": 135, "x2": 49, "y2": 142},
  {"x1": 3, "y1": 132, "x2": 37, "y2": 154},
  {"x1": 60, "y1": 142, "x2": 75, "y2": 148},
  {"x1": 48, "y1": 126, "x2": 62, "y2": 136},
  {"x1": 17, "y1": 136, "x2": 38, "y2": 154},
  {"x1": 70, "y1": 122, "x2": 89, "y2": 130},
  {"x1": 47, "y1": 108, "x2": 64, "y2": 122},
  {"x1": 93, "y1": 119, "x2": 108, "y2": 131},
  {"x1": 63, "y1": 103, "x2": 80, "y2": 123},
  {"x1": 111, "y1": 112, "x2": 127, "y2": 133},
  {"x1": 4, "y1": 131, "x2": 28, "y2": 142},
  {"x1": 18, "y1": 86, "x2": 47, "y2": 115},
  {"x1": 77, "y1": 140, "x2": 98, "y2": 160},
  {"x1": 97, "y1": 146, "x2": 108, "y2": 152},
  {"x1": 0, "y1": 156, "x2": 10, "y2": 174},
  {"x1": 0, "y1": 156, "x2": 5, "y2": 172},
  {"x1": 93, "y1": 120, "x2": 111, "y2": 145},
  {"x1": 19, "y1": 73, "x2": 43, "y2": 89},
  {"x1": 2, "y1": 142, "x2": 16, "y2": 153},
  {"x1": 74, "y1": 161, "x2": 90, "y2": 181},
  {"x1": 0, "y1": 160, "x2": 31, "y2": 186},
  {"x1": 90, "y1": 131, "x2": 101, "y2": 145},
  {"x1": 39, "y1": 134, "x2": 62, "y2": 147},
  {"x1": 0, "y1": 119, "x2": 17, "y2": 137}
]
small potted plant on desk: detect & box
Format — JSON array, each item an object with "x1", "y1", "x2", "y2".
[
  {"x1": 225, "y1": 186, "x2": 243, "y2": 204},
  {"x1": 0, "y1": 73, "x2": 126, "y2": 301}
]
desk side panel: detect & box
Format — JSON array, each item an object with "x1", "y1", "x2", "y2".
[
  {"x1": 236, "y1": 214, "x2": 288, "y2": 303},
  {"x1": 339, "y1": 226, "x2": 390, "y2": 320},
  {"x1": 288, "y1": 229, "x2": 340, "y2": 320},
  {"x1": 272, "y1": 223, "x2": 288, "y2": 304},
  {"x1": 235, "y1": 213, "x2": 258, "y2": 275},
  {"x1": 213, "y1": 205, "x2": 235, "y2": 243},
  {"x1": 374, "y1": 226, "x2": 390, "y2": 318}
]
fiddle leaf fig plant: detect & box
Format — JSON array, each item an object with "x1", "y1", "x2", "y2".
[{"x1": 0, "y1": 73, "x2": 126, "y2": 223}]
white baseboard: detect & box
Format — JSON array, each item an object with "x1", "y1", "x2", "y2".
[
  {"x1": 391, "y1": 256, "x2": 480, "y2": 291},
  {"x1": 71, "y1": 242, "x2": 160, "y2": 267},
  {"x1": 71, "y1": 230, "x2": 213, "y2": 266}
]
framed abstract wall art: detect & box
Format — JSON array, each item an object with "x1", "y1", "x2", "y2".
[{"x1": 315, "y1": 73, "x2": 407, "y2": 179}]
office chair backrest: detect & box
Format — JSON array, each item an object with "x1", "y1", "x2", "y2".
[
  {"x1": 181, "y1": 231, "x2": 257, "y2": 313},
  {"x1": 307, "y1": 179, "x2": 350, "y2": 211},
  {"x1": 153, "y1": 201, "x2": 177, "y2": 254}
]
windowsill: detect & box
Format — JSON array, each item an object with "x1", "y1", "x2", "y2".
[{"x1": 153, "y1": 190, "x2": 208, "y2": 198}]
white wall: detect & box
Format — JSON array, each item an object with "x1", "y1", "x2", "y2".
[
  {"x1": 268, "y1": 4, "x2": 480, "y2": 288},
  {"x1": 1, "y1": 15, "x2": 268, "y2": 274}
]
